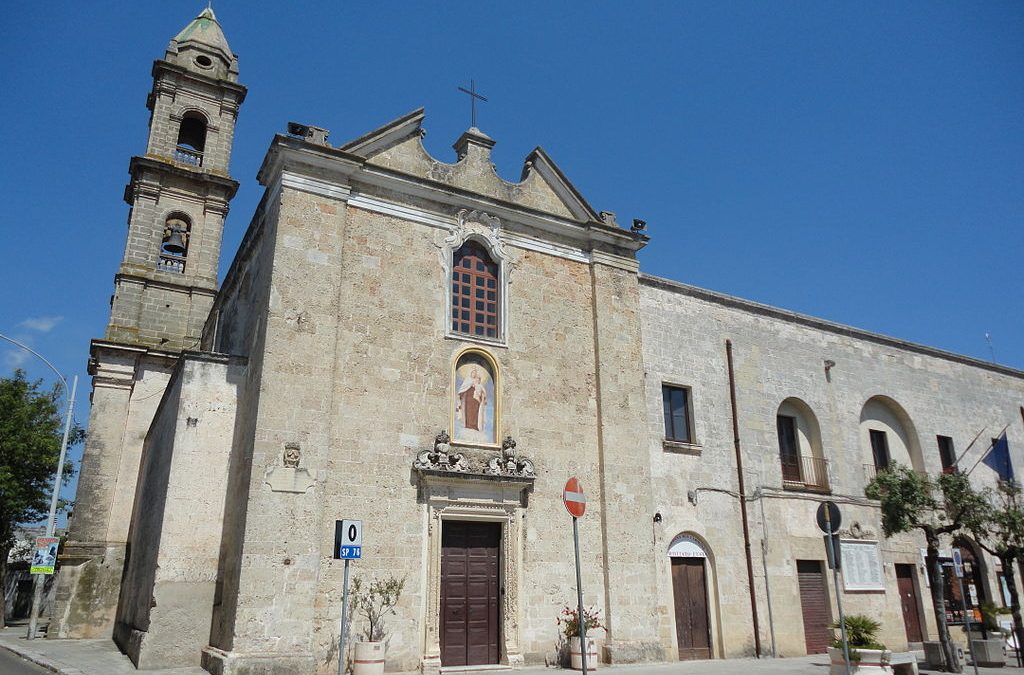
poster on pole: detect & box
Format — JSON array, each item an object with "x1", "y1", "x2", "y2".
[{"x1": 30, "y1": 537, "x2": 59, "y2": 575}]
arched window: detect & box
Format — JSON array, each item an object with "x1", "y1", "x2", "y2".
[
  {"x1": 776, "y1": 398, "x2": 828, "y2": 492},
  {"x1": 451, "y1": 241, "x2": 499, "y2": 339},
  {"x1": 158, "y1": 214, "x2": 191, "y2": 274},
  {"x1": 174, "y1": 112, "x2": 207, "y2": 166},
  {"x1": 859, "y1": 395, "x2": 924, "y2": 480}
]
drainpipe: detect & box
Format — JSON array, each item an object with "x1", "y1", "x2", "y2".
[{"x1": 726, "y1": 339, "x2": 763, "y2": 657}]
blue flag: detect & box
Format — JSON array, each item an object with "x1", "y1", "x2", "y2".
[{"x1": 982, "y1": 432, "x2": 1014, "y2": 482}]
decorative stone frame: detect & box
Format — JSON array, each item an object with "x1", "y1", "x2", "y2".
[
  {"x1": 450, "y1": 346, "x2": 502, "y2": 449},
  {"x1": 418, "y1": 471, "x2": 531, "y2": 674},
  {"x1": 440, "y1": 209, "x2": 514, "y2": 347}
]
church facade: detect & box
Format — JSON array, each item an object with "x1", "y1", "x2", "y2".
[{"x1": 52, "y1": 10, "x2": 1024, "y2": 675}]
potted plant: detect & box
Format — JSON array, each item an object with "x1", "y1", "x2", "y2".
[
  {"x1": 557, "y1": 605, "x2": 604, "y2": 670},
  {"x1": 827, "y1": 614, "x2": 891, "y2": 674},
  {"x1": 349, "y1": 574, "x2": 405, "y2": 675},
  {"x1": 968, "y1": 602, "x2": 1008, "y2": 668}
]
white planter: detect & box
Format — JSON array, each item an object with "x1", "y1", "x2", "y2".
[
  {"x1": 970, "y1": 638, "x2": 1005, "y2": 668},
  {"x1": 828, "y1": 646, "x2": 892, "y2": 674},
  {"x1": 569, "y1": 636, "x2": 598, "y2": 670},
  {"x1": 353, "y1": 641, "x2": 385, "y2": 675}
]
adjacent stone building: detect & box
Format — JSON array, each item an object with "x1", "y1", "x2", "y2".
[{"x1": 53, "y1": 9, "x2": 1024, "y2": 674}]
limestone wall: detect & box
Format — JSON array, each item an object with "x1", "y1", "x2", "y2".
[
  {"x1": 114, "y1": 354, "x2": 244, "y2": 669},
  {"x1": 639, "y1": 276, "x2": 1024, "y2": 658},
  {"x1": 50, "y1": 349, "x2": 175, "y2": 639}
]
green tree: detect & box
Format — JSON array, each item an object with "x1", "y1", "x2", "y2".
[
  {"x1": 972, "y1": 480, "x2": 1024, "y2": 658},
  {"x1": 865, "y1": 465, "x2": 991, "y2": 674},
  {"x1": 0, "y1": 370, "x2": 83, "y2": 628}
]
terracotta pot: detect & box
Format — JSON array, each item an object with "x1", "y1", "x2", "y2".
[
  {"x1": 353, "y1": 641, "x2": 385, "y2": 675},
  {"x1": 569, "y1": 636, "x2": 598, "y2": 670}
]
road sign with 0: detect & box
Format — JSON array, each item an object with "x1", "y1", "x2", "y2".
[{"x1": 334, "y1": 519, "x2": 363, "y2": 560}]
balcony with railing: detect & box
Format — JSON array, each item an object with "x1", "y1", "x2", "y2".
[
  {"x1": 780, "y1": 455, "x2": 831, "y2": 493},
  {"x1": 174, "y1": 146, "x2": 203, "y2": 167},
  {"x1": 158, "y1": 253, "x2": 186, "y2": 274}
]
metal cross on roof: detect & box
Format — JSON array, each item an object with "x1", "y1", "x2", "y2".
[{"x1": 457, "y1": 79, "x2": 488, "y2": 128}]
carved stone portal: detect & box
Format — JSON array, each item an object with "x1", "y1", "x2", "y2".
[
  {"x1": 414, "y1": 431, "x2": 534, "y2": 674},
  {"x1": 417, "y1": 469, "x2": 531, "y2": 675}
]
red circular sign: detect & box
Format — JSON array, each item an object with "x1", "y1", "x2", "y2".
[{"x1": 563, "y1": 477, "x2": 586, "y2": 518}]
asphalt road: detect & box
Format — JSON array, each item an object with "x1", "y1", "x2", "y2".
[{"x1": 0, "y1": 647, "x2": 50, "y2": 674}]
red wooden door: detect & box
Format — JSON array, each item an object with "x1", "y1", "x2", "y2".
[
  {"x1": 797, "y1": 560, "x2": 831, "y2": 654},
  {"x1": 671, "y1": 557, "x2": 711, "y2": 660},
  {"x1": 896, "y1": 564, "x2": 924, "y2": 643},
  {"x1": 441, "y1": 521, "x2": 501, "y2": 666}
]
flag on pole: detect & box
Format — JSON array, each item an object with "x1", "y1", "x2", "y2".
[{"x1": 981, "y1": 432, "x2": 1014, "y2": 482}]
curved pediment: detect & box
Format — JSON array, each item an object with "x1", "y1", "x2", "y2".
[{"x1": 341, "y1": 109, "x2": 599, "y2": 223}]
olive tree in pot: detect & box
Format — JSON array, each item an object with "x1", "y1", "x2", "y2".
[
  {"x1": 827, "y1": 615, "x2": 890, "y2": 674},
  {"x1": 349, "y1": 575, "x2": 405, "y2": 675}
]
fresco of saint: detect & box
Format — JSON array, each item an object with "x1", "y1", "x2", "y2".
[{"x1": 453, "y1": 354, "x2": 496, "y2": 445}]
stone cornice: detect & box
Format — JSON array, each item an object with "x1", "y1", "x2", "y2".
[
  {"x1": 151, "y1": 59, "x2": 247, "y2": 103},
  {"x1": 125, "y1": 155, "x2": 239, "y2": 203},
  {"x1": 640, "y1": 273, "x2": 1024, "y2": 380},
  {"x1": 256, "y1": 133, "x2": 646, "y2": 257}
]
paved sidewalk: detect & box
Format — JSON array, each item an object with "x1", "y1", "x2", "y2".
[
  {"x1": 0, "y1": 626, "x2": 204, "y2": 675},
  {"x1": 1, "y1": 628, "x2": 1022, "y2": 675}
]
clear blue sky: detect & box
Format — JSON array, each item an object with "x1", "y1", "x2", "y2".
[{"x1": 2, "y1": 2, "x2": 1022, "y2": 515}]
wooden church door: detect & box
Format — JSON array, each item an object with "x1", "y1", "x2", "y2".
[{"x1": 441, "y1": 521, "x2": 501, "y2": 666}]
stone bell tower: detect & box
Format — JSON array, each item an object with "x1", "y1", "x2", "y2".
[
  {"x1": 49, "y1": 8, "x2": 245, "y2": 639},
  {"x1": 109, "y1": 6, "x2": 246, "y2": 350}
]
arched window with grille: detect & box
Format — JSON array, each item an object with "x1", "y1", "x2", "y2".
[{"x1": 451, "y1": 241, "x2": 499, "y2": 339}]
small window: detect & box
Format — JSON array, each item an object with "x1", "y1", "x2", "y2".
[
  {"x1": 937, "y1": 435, "x2": 957, "y2": 474},
  {"x1": 662, "y1": 385, "x2": 693, "y2": 444},
  {"x1": 451, "y1": 241, "x2": 499, "y2": 339},
  {"x1": 869, "y1": 429, "x2": 891, "y2": 472}
]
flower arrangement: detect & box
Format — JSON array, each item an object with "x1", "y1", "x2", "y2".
[{"x1": 557, "y1": 605, "x2": 604, "y2": 640}]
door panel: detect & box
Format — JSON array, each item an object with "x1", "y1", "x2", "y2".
[
  {"x1": 441, "y1": 521, "x2": 501, "y2": 666},
  {"x1": 671, "y1": 557, "x2": 711, "y2": 660},
  {"x1": 797, "y1": 560, "x2": 831, "y2": 654},
  {"x1": 896, "y1": 564, "x2": 924, "y2": 643}
]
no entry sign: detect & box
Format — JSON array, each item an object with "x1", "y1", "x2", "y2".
[{"x1": 563, "y1": 477, "x2": 586, "y2": 518}]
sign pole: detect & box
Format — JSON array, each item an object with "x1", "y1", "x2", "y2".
[
  {"x1": 334, "y1": 519, "x2": 363, "y2": 675},
  {"x1": 572, "y1": 515, "x2": 587, "y2": 675},
  {"x1": 338, "y1": 558, "x2": 352, "y2": 675},
  {"x1": 825, "y1": 512, "x2": 851, "y2": 675},
  {"x1": 955, "y1": 566, "x2": 980, "y2": 675}
]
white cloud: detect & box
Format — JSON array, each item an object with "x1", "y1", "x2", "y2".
[
  {"x1": 4, "y1": 349, "x2": 30, "y2": 369},
  {"x1": 19, "y1": 316, "x2": 64, "y2": 333}
]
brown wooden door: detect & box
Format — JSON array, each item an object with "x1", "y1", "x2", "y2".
[
  {"x1": 441, "y1": 521, "x2": 501, "y2": 666},
  {"x1": 796, "y1": 560, "x2": 831, "y2": 654},
  {"x1": 896, "y1": 564, "x2": 924, "y2": 643},
  {"x1": 671, "y1": 557, "x2": 711, "y2": 660}
]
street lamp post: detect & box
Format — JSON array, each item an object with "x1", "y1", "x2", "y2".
[{"x1": 0, "y1": 333, "x2": 78, "y2": 640}]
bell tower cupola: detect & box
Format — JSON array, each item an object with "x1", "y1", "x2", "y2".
[{"x1": 108, "y1": 7, "x2": 247, "y2": 351}]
